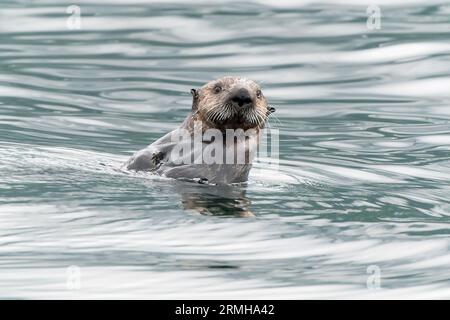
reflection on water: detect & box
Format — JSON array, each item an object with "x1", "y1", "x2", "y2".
[
  {"x1": 178, "y1": 182, "x2": 254, "y2": 217},
  {"x1": 1, "y1": 0, "x2": 450, "y2": 298}
]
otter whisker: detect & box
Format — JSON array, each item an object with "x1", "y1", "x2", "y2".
[
  {"x1": 211, "y1": 110, "x2": 221, "y2": 123},
  {"x1": 247, "y1": 112, "x2": 255, "y2": 124},
  {"x1": 251, "y1": 111, "x2": 260, "y2": 125},
  {"x1": 205, "y1": 106, "x2": 223, "y2": 124},
  {"x1": 249, "y1": 108, "x2": 265, "y2": 127},
  {"x1": 271, "y1": 113, "x2": 282, "y2": 126},
  {"x1": 218, "y1": 105, "x2": 230, "y2": 121}
]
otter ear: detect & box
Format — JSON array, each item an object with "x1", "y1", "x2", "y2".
[
  {"x1": 267, "y1": 106, "x2": 276, "y2": 114},
  {"x1": 190, "y1": 89, "x2": 199, "y2": 111}
]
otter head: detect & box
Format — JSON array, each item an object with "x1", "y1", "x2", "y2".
[{"x1": 190, "y1": 76, "x2": 274, "y2": 130}]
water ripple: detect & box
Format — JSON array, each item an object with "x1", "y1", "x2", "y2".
[{"x1": 1, "y1": 0, "x2": 450, "y2": 299}]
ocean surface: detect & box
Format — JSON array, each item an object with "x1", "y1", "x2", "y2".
[{"x1": 1, "y1": 0, "x2": 450, "y2": 299}]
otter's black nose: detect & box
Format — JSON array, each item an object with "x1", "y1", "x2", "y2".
[{"x1": 231, "y1": 89, "x2": 252, "y2": 107}]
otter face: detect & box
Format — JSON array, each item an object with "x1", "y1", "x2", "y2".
[{"x1": 192, "y1": 76, "x2": 272, "y2": 130}]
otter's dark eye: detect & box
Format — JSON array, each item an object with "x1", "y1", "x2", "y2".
[
  {"x1": 213, "y1": 85, "x2": 222, "y2": 94},
  {"x1": 256, "y1": 89, "x2": 262, "y2": 99}
]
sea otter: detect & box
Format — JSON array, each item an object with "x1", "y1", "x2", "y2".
[{"x1": 124, "y1": 76, "x2": 275, "y2": 184}]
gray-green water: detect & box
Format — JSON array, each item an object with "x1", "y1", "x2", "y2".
[{"x1": 1, "y1": 0, "x2": 450, "y2": 299}]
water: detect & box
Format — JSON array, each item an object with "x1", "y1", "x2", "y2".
[{"x1": 1, "y1": 0, "x2": 450, "y2": 299}]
